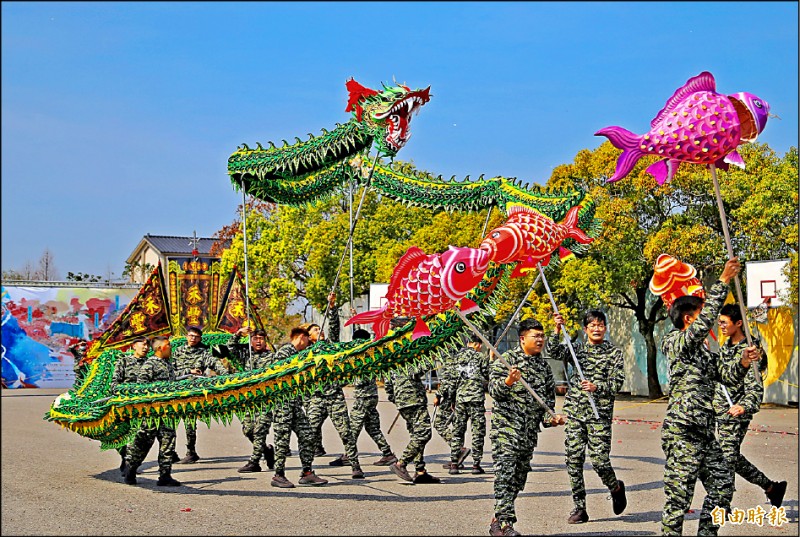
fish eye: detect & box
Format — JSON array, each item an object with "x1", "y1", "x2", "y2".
[
  {"x1": 454, "y1": 262, "x2": 466, "y2": 273},
  {"x1": 754, "y1": 100, "x2": 763, "y2": 109},
  {"x1": 492, "y1": 232, "x2": 500, "y2": 238}
]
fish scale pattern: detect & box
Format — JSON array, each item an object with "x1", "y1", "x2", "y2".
[{"x1": 645, "y1": 92, "x2": 741, "y2": 163}]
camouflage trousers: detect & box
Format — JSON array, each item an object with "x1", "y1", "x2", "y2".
[
  {"x1": 305, "y1": 393, "x2": 360, "y2": 466},
  {"x1": 183, "y1": 418, "x2": 198, "y2": 454},
  {"x1": 398, "y1": 404, "x2": 432, "y2": 471},
  {"x1": 433, "y1": 401, "x2": 454, "y2": 443},
  {"x1": 717, "y1": 419, "x2": 770, "y2": 490},
  {"x1": 350, "y1": 395, "x2": 393, "y2": 457},
  {"x1": 272, "y1": 399, "x2": 315, "y2": 475},
  {"x1": 661, "y1": 420, "x2": 734, "y2": 536},
  {"x1": 565, "y1": 418, "x2": 619, "y2": 509},
  {"x1": 450, "y1": 401, "x2": 486, "y2": 464},
  {"x1": 126, "y1": 423, "x2": 176, "y2": 476},
  {"x1": 491, "y1": 439, "x2": 536, "y2": 523},
  {"x1": 241, "y1": 410, "x2": 275, "y2": 465}
]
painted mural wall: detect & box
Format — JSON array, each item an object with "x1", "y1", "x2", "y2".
[{"x1": 1, "y1": 284, "x2": 140, "y2": 389}]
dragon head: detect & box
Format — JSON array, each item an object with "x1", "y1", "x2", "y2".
[{"x1": 345, "y1": 78, "x2": 431, "y2": 156}]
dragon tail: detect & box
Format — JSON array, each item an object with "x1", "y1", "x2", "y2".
[{"x1": 595, "y1": 126, "x2": 643, "y2": 183}]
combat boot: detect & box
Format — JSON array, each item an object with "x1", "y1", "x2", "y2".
[
  {"x1": 157, "y1": 473, "x2": 182, "y2": 487},
  {"x1": 374, "y1": 453, "x2": 397, "y2": 466},
  {"x1": 271, "y1": 473, "x2": 295, "y2": 488},
  {"x1": 178, "y1": 451, "x2": 200, "y2": 464},
  {"x1": 567, "y1": 507, "x2": 589, "y2": 524},
  {"x1": 412, "y1": 470, "x2": 441, "y2": 484},
  {"x1": 170, "y1": 452, "x2": 180, "y2": 464},
  {"x1": 264, "y1": 444, "x2": 275, "y2": 470},
  {"x1": 471, "y1": 463, "x2": 486, "y2": 474},
  {"x1": 448, "y1": 462, "x2": 460, "y2": 475},
  {"x1": 298, "y1": 470, "x2": 328, "y2": 486},
  {"x1": 123, "y1": 466, "x2": 138, "y2": 485},
  {"x1": 237, "y1": 461, "x2": 262, "y2": 473},
  {"x1": 610, "y1": 480, "x2": 627, "y2": 514},
  {"x1": 489, "y1": 518, "x2": 503, "y2": 536},
  {"x1": 329, "y1": 454, "x2": 349, "y2": 466},
  {"x1": 390, "y1": 461, "x2": 413, "y2": 482},
  {"x1": 498, "y1": 522, "x2": 521, "y2": 536},
  {"x1": 766, "y1": 480, "x2": 788, "y2": 508},
  {"x1": 456, "y1": 447, "x2": 471, "y2": 466},
  {"x1": 351, "y1": 463, "x2": 365, "y2": 479}
]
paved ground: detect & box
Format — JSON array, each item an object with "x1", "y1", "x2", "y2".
[{"x1": 2, "y1": 388, "x2": 797, "y2": 536}]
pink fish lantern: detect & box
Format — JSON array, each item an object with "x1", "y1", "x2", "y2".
[
  {"x1": 479, "y1": 204, "x2": 593, "y2": 277},
  {"x1": 345, "y1": 245, "x2": 489, "y2": 340},
  {"x1": 596, "y1": 71, "x2": 770, "y2": 185},
  {"x1": 649, "y1": 254, "x2": 706, "y2": 310}
]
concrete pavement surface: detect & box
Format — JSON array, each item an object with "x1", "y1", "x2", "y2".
[{"x1": 2, "y1": 388, "x2": 797, "y2": 536}]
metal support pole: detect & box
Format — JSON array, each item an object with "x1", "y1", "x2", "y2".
[
  {"x1": 709, "y1": 164, "x2": 762, "y2": 383},
  {"x1": 537, "y1": 263, "x2": 600, "y2": 419},
  {"x1": 240, "y1": 179, "x2": 253, "y2": 366}
]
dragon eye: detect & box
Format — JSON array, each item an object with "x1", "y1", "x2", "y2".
[
  {"x1": 454, "y1": 262, "x2": 466, "y2": 273},
  {"x1": 754, "y1": 100, "x2": 763, "y2": 109},
  {"x1": 492, "y1": 232, "x2": 500, "y2": 239}
]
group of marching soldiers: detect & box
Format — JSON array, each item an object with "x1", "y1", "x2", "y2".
[{"x1": 102, "y1": 258, "x2": 787, "y2": 537}]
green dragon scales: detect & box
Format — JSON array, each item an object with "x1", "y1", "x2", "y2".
[{"x1": 45, "y1": 79, "x2": 602, "y2": 449}]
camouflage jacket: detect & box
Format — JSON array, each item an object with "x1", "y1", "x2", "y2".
[
  {"x1": 547, "y1": 336, "x2": 624, "y2": 422},
  {"x1": 713, "y1": 336, "x2": 766, "y2": 421},
  {"x1": 172, "y1": 342, "x2": 229, "y2": 377},
  {"x1": 661, "y1": 280, "x2": 748, "y2": 432},
  {"x1": 306, "y1": 340, "x2": 344, "y2": 400},
  {"x1": 353, "y1": 377, "x2": 378, "y2": 399},
  {"x1": 436, "y1": 350, "x2": 459, "y2": 404},
  {"x1": 489, "y1": 347, "x2": 556, "y2": 433},
  {"x1": 273, "y1": 342, "x2": 304, "y2": 407},
  {"x1": 138, "y1": 356, "x2": 176, "y2": 383},
  {"x1": 384, "y1": 367, "x2": 427, "y2": 410},
  {"x1": 226, "y1": 339, "x2": 274, "y2": 371},
  {"x1": 111, "y1": 354, "x2": 148, "y2": 389},
  {"x1": 452, "y1": 347, "x2": 490, "y2": 404}
]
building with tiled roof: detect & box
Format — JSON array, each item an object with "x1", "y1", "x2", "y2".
[{"x1": 125, "y1": 233, "x2": 230, "y2": 284}]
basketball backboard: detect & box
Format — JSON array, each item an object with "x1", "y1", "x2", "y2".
[
  {"x1": 745, "y1": 259, "x2": 790, "y2": 308},
  {"x1": 369, "y1": 283, "x2": 389, "y2": 311}
]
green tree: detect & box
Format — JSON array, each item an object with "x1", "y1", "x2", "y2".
[{"x1": 66, "y1": 272, "x2": 103, "y2": 282}]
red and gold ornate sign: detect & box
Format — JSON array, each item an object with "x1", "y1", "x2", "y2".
[{"x1": 215, "y1": 267, "x2": 263, "y2": 333}]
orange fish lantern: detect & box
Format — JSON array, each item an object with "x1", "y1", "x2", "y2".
[{"x1": 649, "y1": 254, "x2": 705, "y2": 310}]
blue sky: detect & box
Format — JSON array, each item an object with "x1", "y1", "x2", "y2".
[{"x1": 3, "y1": 2, "x2": 797, "y2": 280}]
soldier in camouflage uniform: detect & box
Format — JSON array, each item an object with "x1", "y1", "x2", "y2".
[
  {"x1": 660, "y1": 258, "x2": 761, "y2": 536},
  {"x1": 548, "y1": 310, "x2": 627, "y2": 524},
  {"x1": 112, "y1": 335, "x2": 150, "y2": 475},
  {"x1": 302, "y1": 316, "x2": 365, "y2": 479},
  {"x1": 171, "y1": 325, "x2": 231, "y2": 464},
  {"x1": 432, "y1": 348, "x2": 457, "y2": 445},
  {"x1": 714, "y1": 304, "x2": 787, "y2": 508},
  {"x1": 228, "y1": 327, "x2": 276, "y2": 473},
  {"x1": 123, "y1": 336, "x2": 181, "y2": 487},
  {"x1": 349, "y1": 328, "x2": 397, "y2": 466},
  {"x1": 270, "y1": 326, "x2": 328, "y2": 488},
  {"x1": 447, "y1": 334, "x2": 489, "y2": 475},
  {"x1": 489, "y1": 318, "x2": 566, "y2": 537},
  {"x1": 386, "y1": 318, "x2": 441, "y2": 484}
]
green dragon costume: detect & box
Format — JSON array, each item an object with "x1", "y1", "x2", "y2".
[{"x1": 45, "y1": 79, "x2": 601, "y2": 450}]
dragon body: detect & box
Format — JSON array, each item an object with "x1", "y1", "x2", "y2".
[{"x1": 45, "y1": 79, "x2": 602, "y2": 449}]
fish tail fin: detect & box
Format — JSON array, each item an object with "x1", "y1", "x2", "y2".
[
  {"x1": 346, "y1": 307, "x2": 389, "y2": 339},
  {"x1": 562, "y1": 206, "x2": 594, "y2": 244},
  {"x1": 459, "y1": 298, "x2": 479, "y2": 314},
  {"x1": 595, "y1": 126, "x2": 643, "y2": 183}
]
